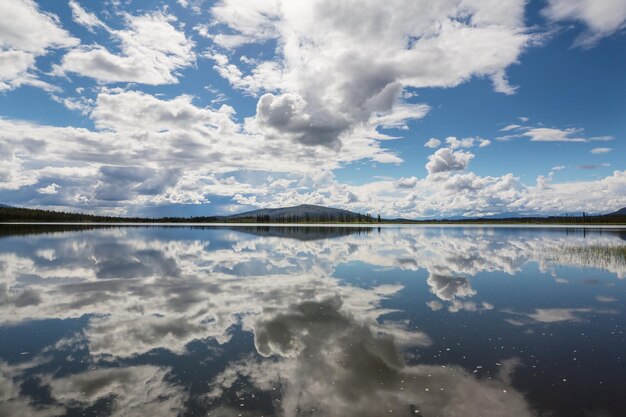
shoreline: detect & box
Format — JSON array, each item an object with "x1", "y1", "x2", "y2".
[{"x1": 2, "y1": 222, "x2": 626, "y2": 228}]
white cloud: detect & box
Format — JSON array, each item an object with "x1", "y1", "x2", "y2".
[
  {"x1": 500, "y1": 124, "x2": 522, "y2": 131},
  {"x1": 426, "y1": 148, "x2": 474, "y2": 175},
  {"x1": 177, "y1": 0, "x2": 207, "y2": 14},
  {"x1": 523, "y1": 127, "x2": 588, "y2": 142},
  {"x1": 68, "y1": 0, "x2": 107, "y2": 32},
  {"x1": 424, "y1": 138, "x2": 441, "y2": 148},
  {"x1": 491, "y1": 69, "x2": 518, "y2": 94},
  {"x1": 55, "y1": 12, "x2": 195, "y2": 85},
  {"x1": 0, "y1": 1, "x2": 622, "y2": 219},
  {"x1": 50, "y1": 92, "x2": 95, "y2": 115},
  {"x1": 497, "y1": 124, "x2": 614, "y2": 143},
  {"x1": 446, "y1": 136, "x2": 477, "y2": 149},
  {"x1": 591, "y1": 147, "x2": 612, "y2": 154},
  {"x1": 91, "y1": 90, "x2": 235, "y2": 132},
  {"x1": 3, "y1": 97, "x2": 626, "y2": 218},
  {"x1": 448, "y1": 136, "x2": 494, "y2": 149},
  {"x1": 543, "y1": 0, "x2": 626, "y2": 47},
  {"x1": 37, "y1": 183, "x2": 60, "y2": 195},
  {"x1": 0, "y1": 0, "x2": 77, "y2": 91},
  {"x1": 253, "y1": 92, "x2": 348, "y2": 148},
  {"x1": 0, "y1": 86, "x2": 412, "y2": 210},
  {"x1": 208, "y1": 0, "x2": 533, "y2": 148}
]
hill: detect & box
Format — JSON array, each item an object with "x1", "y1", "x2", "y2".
[
  {"x1": 607, "y1": 207, "x2": 626, "y2": 216},
  {"x1": 225, "y1": 204, "x2": 374, "y2": 222}
]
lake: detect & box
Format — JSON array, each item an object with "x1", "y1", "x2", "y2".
[{"x1": 0, "y1": 224, "x2": 625, "y2": 417}]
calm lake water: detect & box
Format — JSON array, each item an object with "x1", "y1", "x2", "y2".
[{"x1": 0, "y1": 225, "x2": 625, "y2": 417}]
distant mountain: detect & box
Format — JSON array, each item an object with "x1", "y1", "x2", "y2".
[
  {"x1": 226, "y1": 204, "x2": 370, "y2": 221},
  {"x1": 606, "y1": 207, "x2": 626, "y2": 216}
]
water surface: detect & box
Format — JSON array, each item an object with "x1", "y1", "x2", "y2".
[{"x1": 0, "y1": 225, "x2": 625, "y2": 417}]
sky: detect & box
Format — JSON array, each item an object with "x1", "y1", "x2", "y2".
[{"x1": 0, "y1": 0, "x2": 625, "y2": 218}]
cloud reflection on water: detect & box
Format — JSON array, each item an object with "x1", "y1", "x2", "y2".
[{"x1": 0, "y1": 225, "x2": 624, "y2": 416}]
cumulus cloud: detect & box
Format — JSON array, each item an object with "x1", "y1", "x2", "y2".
[
  {"x1": 208, "y1": 0, "x2": 533, "y2": 148},
  {"x1": 445, "y1": 136, "x2": 477, "y2": 149},
  {"x1": 55, "y1": 11, "x2": 195, "y2": 84},
  {"x1": 0, "y1": 2, "x2": 624, "y2": 218},
  {"x1": 0, "y1": 86, "x2": 417, "y2": 211},
  {"x1": 0, "y1": 0, "x2": 78, "y2": 91},
  {"x1": 6, "y1": 101, "x2": 625, "y2": 218},
  {"x1": 426, "y1": 148, "x2": 475, "y2": 175},
  {"x1": 442, "y1": 136, "x2": 491, "y2": 149},
  {"x1": 254, "y1": 92, "x2": 349, "y2": 148},
  {"x1": 543, "y1": 0, "x2": 626, "y2": 47},
  {"x1": 37, "y1": 183, "x2": 60, "y2": 195},
  {"x1": 92, "y1": 90, "x2": 235, "y2": 132},
  {"x1": 425, "y1": 138, "x2": 441, "y2": 148}
]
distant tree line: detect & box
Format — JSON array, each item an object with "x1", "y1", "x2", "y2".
[
  {"x1": 390, "y1": 213, "x2": 626, "y2": 225},
  {"x1": 0, "y1": 206, "x2": 134, "y2": 222},
  {"x1": 1, "y1": 206, "x2": 624, "y2": 225},
  {"x1": 0, "y1": 206, "x2": 218, "y2": 223}
]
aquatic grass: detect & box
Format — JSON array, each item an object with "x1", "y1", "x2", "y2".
[{"x1": 546, "y1": 245, "x2": 626, "y2": 277}]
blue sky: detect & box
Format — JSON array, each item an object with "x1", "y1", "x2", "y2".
[{"x1": 0, "y1": 0, "x2": 625, "y2": 218}]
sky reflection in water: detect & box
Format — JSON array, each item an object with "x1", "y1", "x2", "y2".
[{"x1": 0, "y1": 225, "x2": 625, "y2": 417}]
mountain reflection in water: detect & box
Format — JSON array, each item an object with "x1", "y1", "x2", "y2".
[{"x1": 0, "y1": 225, "x2": 624, "y2": 416}]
